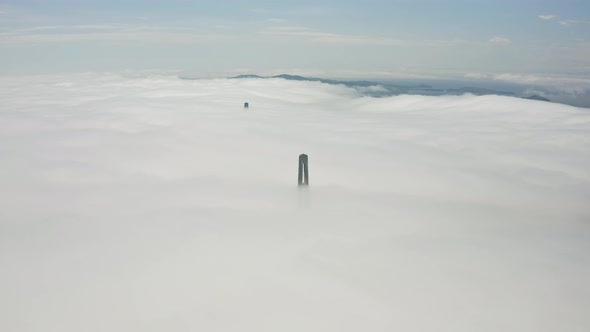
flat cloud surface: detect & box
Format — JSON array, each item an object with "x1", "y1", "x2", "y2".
[{"x1": 1, "y1": 73, "x2": 589, "y2": 331}]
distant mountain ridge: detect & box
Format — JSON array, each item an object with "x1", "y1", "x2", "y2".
[
  {"x1": 181, "y1": 74, "x2": 550, "y2": 102},
  {"x1": 228, "y1": 74, "x2": 434, "y2": 96},
  {"x1": 523, "y1": 94, "x2": 551, "y2": 102}
]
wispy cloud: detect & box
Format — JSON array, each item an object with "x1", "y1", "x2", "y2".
[
  {"x1": 268, "y1": 18, "x2": 288, "y2": 23},
  {"x1": 250, "y1": 6, "x2": 336, "y2": 17},
  {"x1": 0, "y1": 25, "x2": 227, "y2": 44},
  {"x1": 489, "y1": 36, "x2": 511, "y2": 45},
  {"x1": 559, "y1": 19, "x2": 577, "y2": 26},
  {"x1": 538, "y1": 15, "x2": 585, "y2": 26},
  {"x1": 262, "y1": 26, "x2": 469, "y2": 47},
  {"x1": 14, "y1": 25, "x2": 118, "y2": 32}
]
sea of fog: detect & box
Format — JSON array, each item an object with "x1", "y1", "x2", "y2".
[{"x1": 1, "y1": 73, "x2": 589, "y2": 332}]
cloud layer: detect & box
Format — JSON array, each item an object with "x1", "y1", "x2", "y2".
[
  {"x1": 465, "y1": 72, "x2": 590, "y2": 95},
  {"x1": 1, "y1": 73, "x2": 589, "y2": 331},
  {"x1": 489, "y1": 36, "x2": 511, "y2": 45}
]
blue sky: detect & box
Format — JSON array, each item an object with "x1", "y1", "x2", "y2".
[{"x1": 1, "y1": 0, "x2": 589, "y2": 78}]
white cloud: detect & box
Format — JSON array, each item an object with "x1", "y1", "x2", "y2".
[
  {"x1": 352, "y1": 84, "x2": 389, "y2": 94},
  {"x1": 537, "y1": 15, "x2": 582, "y2": 26},
  {"x1": 559, "y1": 19, "x2": 577, "y2": 26},
  {"x1": 16, "y1": 25, "x2": 118, "y2": 32},
  {"x1": 464, "y1": 72, "x2": 487, "y2": 79},
  {"x1": 465, "y1": 72, "x2": 590, "y2": 94},
  {"x1": 0, "y1": 73, "x2": 589, "y2": 331},
  {"x1": 268, "y1": 18, "x2": 288, "y2": 23},
  {"x1": 0, "y1": 25, "x2": 227, "y2": 44},
  {"x1": 489, "y1": 36, "x2": 511, "y2": 45},
  {"x1": 262, "y1": 26, "x2": 469, "y2": 46}
]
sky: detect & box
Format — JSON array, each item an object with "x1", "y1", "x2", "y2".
[
  {"x1": 1, "y1": 72, "x2": 589, "y2": 331},
  {"x1": 1, "y1": 0, "x2": 590, "y2": 78}
]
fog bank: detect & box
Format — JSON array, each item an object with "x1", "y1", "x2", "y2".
[{"x1": 1, "y1": 73, "x2": 589, "y2": 332}]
